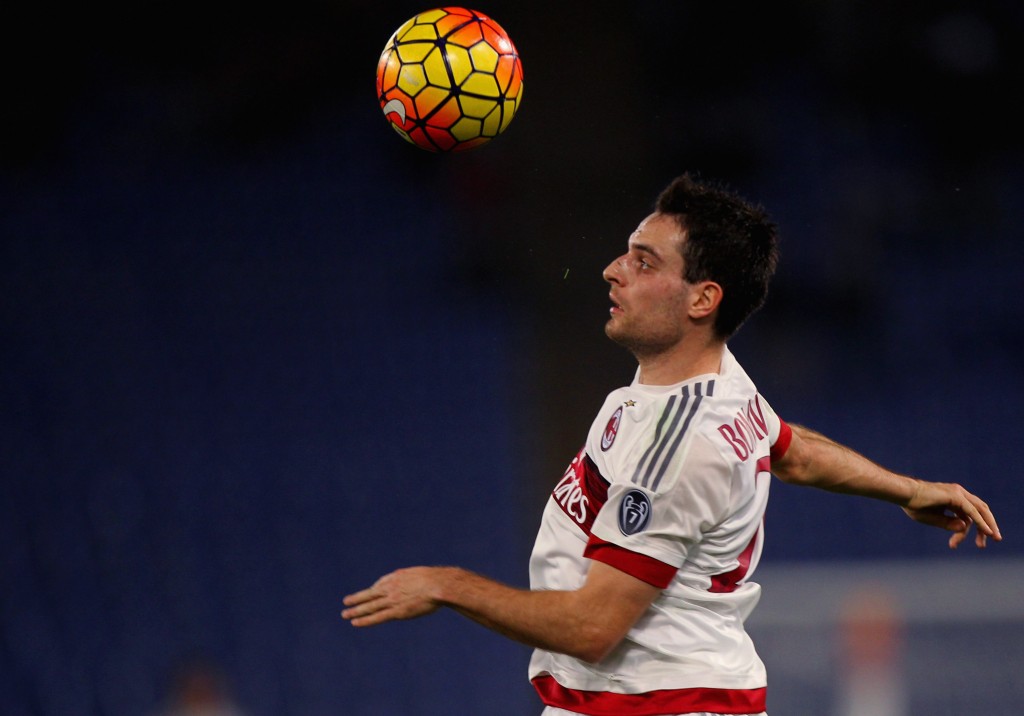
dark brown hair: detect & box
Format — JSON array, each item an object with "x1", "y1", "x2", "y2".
[{"x1": 656, "y1": 174, "x2": 779, "y2": 339}]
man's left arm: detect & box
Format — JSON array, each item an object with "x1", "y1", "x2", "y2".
[{"x1": 771, "y1": 423, "x2": 1002, "y2": 549}]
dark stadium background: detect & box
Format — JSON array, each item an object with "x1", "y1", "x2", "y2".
[{"x1": 3, "y1": 1, "x2": 1022, "y2": 714}]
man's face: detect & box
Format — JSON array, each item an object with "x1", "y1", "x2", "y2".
[{"x1": 603, "y1": 212, "x2": 693, "y2": 358}]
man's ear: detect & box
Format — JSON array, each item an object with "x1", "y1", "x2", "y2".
[{"x1": 688, "y1": 281, "x2": 723, "y2": 321}]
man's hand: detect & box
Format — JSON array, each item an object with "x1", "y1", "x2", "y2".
[
  {"x1": 902, "y1": 480, "x2": 1002, "y2": 549},
  {"x1": 342, "y1": 566, "x2": 451, "y2": 627}
]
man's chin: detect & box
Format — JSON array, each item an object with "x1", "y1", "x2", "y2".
[
  {"x1": 604, "y1": 322, "x2": 632, "y2": 349},
  {"x1": 604, "y1": 320, "x2": 621, "y2": 342},
  {"x1": 604, "y1": 324, "x2": 674, "y2": 360}
]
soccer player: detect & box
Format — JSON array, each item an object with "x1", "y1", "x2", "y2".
[{"x1": 342, "y1": 174, "x2": 1001, "y2": 716}]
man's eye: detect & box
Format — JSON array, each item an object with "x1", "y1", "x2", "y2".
[{"x1": 639, "y1": 259, "x2": 650, "y2": 269}]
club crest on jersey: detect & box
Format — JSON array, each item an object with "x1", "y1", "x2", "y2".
[
  {"x1": 601, "y1": 406, "x2": 623, "y2": 451},
  {"x1": 618, "y1": 489, "x2": 652, "y2": 536}
]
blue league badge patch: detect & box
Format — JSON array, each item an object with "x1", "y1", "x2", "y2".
[{"x1": 618, "y1": 489, "x2": 652, "y2": 536}]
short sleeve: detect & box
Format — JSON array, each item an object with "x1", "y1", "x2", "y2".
[
  {"x1": 587, "y1": 434, "x2": 731, "y2": 586},
  {"x1": 771, "y1": 419, "x2": 792, "y2": 460}
]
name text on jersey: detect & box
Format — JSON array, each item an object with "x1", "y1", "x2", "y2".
[{"x1": 717, "y1": 396, "x2": 769, "y2": 461}]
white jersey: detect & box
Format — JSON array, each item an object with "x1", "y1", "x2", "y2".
[{"x1": 529, "y1": 347, "x2": 792, "y2": 715}]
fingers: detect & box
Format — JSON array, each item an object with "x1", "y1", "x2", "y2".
[
  {"x1": 943, "y1": 484, "x2": 1000, "y2": 540},
  {"x1": 341, "y1": 585, "x2": 392, "y2": 627},
  {"x1": 948, "y1": 530, "x2": 965, "y2": 550},
  {"x1": 342, "y1": 573, "x2": 402, "y2": 626},
  {"x1": 904, "y1": 505, "x2": 985, "y2": 551},
  {"x1": 962, "y1": 494, "x2": 1001, "y2": 542},
  {"x1": 341, "y1": 567, "x2": 444, "y2": 627},
  {"x1": 949, "y1": 493, "x2": 1001, "y2": 548},
  {"x1": 906, "y1": 481, "x2": 1002, "y2": 549},
  {"x1": 342, "y1": 600, "x2": 395, "y2": 627},
  {"x1": 945, "y1": 517, "x2": 990, "y2": 550},
  {"x1": 342, "y1": 587, "x2": 376, "y2": 609},
  {"x1": 947, "y1": 520, "x2": 972, "y2": 550}
]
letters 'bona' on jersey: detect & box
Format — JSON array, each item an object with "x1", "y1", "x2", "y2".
[{"x1": 529, "y1": 347, "x2": 792, "y2": 716}]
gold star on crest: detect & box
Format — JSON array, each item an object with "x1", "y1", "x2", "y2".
[{"x1": 624, "y1": 400, "x2": 636, "y2": 407}]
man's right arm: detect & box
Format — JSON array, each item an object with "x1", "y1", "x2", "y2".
[{"x1": 342, "y1": 559, "x2": 661, "y2": 663}]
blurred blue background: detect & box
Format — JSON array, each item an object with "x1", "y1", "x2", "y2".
[{"x1": 2, "y1": 1, "x2": 1021, "y2": 714}]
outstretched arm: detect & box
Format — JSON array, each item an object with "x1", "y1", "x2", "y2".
[
  {"x1": 342, "y1": 560, "x2": 661, "y2": 663},
  {"x1": 771, "y1": 424, "x2": 1001, "y2": 549}
]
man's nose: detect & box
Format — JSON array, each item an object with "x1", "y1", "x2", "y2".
[{"x1": 603, "y1": 255, "x2": 626, "y2": 284}]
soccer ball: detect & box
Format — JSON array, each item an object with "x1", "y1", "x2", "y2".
[{"x1": 376, "y1": 7, "x2": 524, "y2": 152}]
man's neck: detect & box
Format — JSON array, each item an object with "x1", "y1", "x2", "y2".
[{"x1": 635, "y1": 340, "x2": 725, "y2": 386}]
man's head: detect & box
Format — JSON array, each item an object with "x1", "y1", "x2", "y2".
[
  {"x1": 603, "y1": 174, "x2": 778, "y2": 360},
  {"x1": 655, "y1": 174, "x2": 779, "y2": 340}
]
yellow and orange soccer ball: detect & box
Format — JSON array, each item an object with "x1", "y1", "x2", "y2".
[{"x1": 375, "y1": 7, "x2": 524, "y2": 152}]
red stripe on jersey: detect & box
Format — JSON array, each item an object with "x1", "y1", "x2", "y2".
[
  {"x1": 756, "y1": 455, "x2": 771, "y2": 477},
  {"x1": 550, "y1": 448, "x2": 609, "y2": 535},
  {"x1": 532, "y1": 674, "x2": 767, "y2": 715},
  {"x1": 770, "y1": 419, "x2": 792, "y2": 461},
  {"x1": 708, "y1": 524, "x2": 760, "y2": 593},
  {"x1": 584, "y1": 536, "x2": 676, "y2": 589}
]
